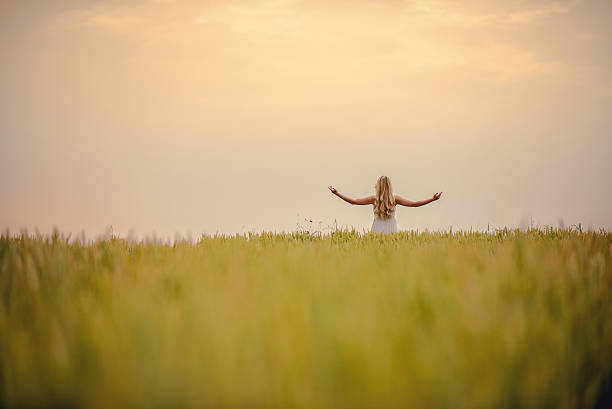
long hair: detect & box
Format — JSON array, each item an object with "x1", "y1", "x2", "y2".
[{"x1": 374, "y1": 176, "x2": 395, "y2": 220}]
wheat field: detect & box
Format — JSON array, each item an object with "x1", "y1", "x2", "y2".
[{"x1": 1, "y1": 229, "x2": 611, "y2": 409}]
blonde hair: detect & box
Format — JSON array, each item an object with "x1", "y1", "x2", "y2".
[{"x1": 374, "y1": 176, "x2": 395, "y2": 220}]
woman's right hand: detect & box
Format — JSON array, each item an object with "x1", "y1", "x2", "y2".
[
  {"x1": 432, "y1": 192, "x2": 443, "y2": 200},
  {"x1": 328, "y1": 186, "x2": 338, "y2": 195}
]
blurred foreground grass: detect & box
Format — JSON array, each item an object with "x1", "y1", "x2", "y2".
[{"x1": 1, "y1": 229, "x2": 611, "y2": 409}]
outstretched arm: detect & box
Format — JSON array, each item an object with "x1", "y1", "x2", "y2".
[
  {"x1": 395, "y1": 192, "x2": 443, "y2": 207},
  {"x1": 328, "y1": 186, "x2": 375, "y2": 205}
]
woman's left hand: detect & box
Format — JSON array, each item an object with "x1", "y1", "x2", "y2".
[{"x1": 328, "y1": 186, "x2": 338, "y2": 194}]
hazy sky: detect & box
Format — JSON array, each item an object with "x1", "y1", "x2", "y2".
[{"x1": 1, "y1": 0, "x2": 611, "y2": 237}]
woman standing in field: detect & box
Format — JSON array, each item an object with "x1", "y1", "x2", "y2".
[{"x1": 328, "y1": 176, "x2": 442, "y2": 234}]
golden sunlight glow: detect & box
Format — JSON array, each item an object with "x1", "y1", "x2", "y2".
[{"x1": 1, "y1": 0, "x2": 611, "y2": 236}]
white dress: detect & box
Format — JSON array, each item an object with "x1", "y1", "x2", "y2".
[{"x1": 371, "y1": 208, "x2": 398, "y2": 234}]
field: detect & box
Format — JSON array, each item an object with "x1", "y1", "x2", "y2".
[{"x1": 1, "y1": 229, "x2": 611, "y2": 409}]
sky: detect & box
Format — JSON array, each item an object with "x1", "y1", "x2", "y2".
[{"x1": 1, "y1": 0, "x2": 611, "y2": 238}]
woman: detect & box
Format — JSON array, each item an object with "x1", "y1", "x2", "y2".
[{"x1": 328, "y1": 176, "x2": 442, "y2": 233}]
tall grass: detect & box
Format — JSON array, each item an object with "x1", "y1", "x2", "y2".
[{"x1": 1, "y1": 229, "x2": 611, "y2": 408}]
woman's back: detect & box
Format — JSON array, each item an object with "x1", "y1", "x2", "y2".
[{"x1": 371, "y1": 207, "x2": 398, "y2": 234}]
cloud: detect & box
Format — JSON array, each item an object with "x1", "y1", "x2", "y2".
[
  {"x1": 506, "y1": 4, "x2": 569, "y2": 24},
  {"x1": 409, "y1": 0, "x2": 571, "y2": 27},
  {"x1": 77, "y1": 12, "x2": 145, "y2": 28},
  {"x1": 52, "y1": 0, "x2": 573, "y2": 33},
  {"x1": 42, "y1": 0, "x2": 588, "y2": 88}
]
